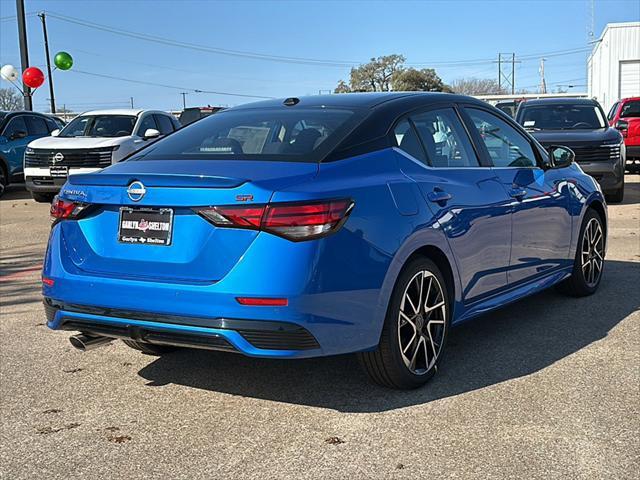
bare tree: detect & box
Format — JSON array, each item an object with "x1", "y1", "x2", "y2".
[
  {"x1": 0, "y1": 88, "x2": 24, "y2": 111},
  {"x1": 450, "y1": 78, "x2": 506, "y2": 95}
]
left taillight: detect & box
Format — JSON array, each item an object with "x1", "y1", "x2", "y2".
[
  {"x1": 50, "y1": 195, "x2": 90, "y2": 222},
  {"x1": 195, "y1": 199, "x2": 354, "y2": 241}
]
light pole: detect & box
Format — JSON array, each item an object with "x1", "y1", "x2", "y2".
[
  {"x1": 16, "y1": 0, "x2": 32, "y2": 110},
  {"x1": 38, "y1": 12, "x2": 56, "y2": 113}
]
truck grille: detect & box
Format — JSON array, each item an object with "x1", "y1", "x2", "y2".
[
  {"x1": 25, "y1": 148, "x2": 113, "y2": 168},
  {"x1": 571, "y1": 144, "x2": 621, "y2": 163}
]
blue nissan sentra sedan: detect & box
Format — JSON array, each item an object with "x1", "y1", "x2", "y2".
[{"x1": 43, "y1": 93, "x2": 607, "y2": 389}]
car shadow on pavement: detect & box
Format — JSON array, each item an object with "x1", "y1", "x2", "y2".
[
  {"x1": 619, "y1": 175, "x2": 639, "y2": 205},
  {"x1": 138, "y1": 259, "x2": 639, "y2": 413},
  {"x1": 0, "y1": 185, "x2": 32, "y2": 202}
]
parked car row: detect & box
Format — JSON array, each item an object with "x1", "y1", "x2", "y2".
[{"x1": 0, "y1": 106, "x2": 224, "y2": 199}]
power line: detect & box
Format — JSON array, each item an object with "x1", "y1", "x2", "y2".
[
  {"x1": 44, "y1": 11, "x2": 359, "y2": 67},
  {"x1": 69, "y1": 68, "x2": 275, "y2": 99},
  {"x1": 43, "y1": 10, "x2": 594, "y2": 69}
]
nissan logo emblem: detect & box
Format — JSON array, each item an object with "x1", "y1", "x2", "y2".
[
  {"x1": 127, "y1": 181, "x2": 146, "y2": 202},
  {"x1": 52, "y1": 152, "x2": 64, "y2": 164}
]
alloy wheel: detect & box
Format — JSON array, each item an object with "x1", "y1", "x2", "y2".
[
  {"x1": 581, "y1": 218, "x2": 604, "y2": 287},
  {"x1": 398, "y1": 270, "x2": 447, "y2": 375}
]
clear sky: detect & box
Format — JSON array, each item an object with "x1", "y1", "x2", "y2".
[{"x1": 1, "y1": 0, "x2": 638, "y2": 112}]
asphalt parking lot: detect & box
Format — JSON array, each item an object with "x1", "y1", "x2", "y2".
[{"x1": 1, "y1": 178, "x2": 638, "y2": 479}]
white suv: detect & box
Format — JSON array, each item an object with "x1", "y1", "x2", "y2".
[{"x1": 24, "y1": 109, "x2": 180, "y2": 202}]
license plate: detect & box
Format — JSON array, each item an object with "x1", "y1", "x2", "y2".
[
  {"x1": 118, "y1": 207, "x2": 173, "y2": 246},
  {"x1": 50, "y1": 166, "x2": 68, "y2": 178}
]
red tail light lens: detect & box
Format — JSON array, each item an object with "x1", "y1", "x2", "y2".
[
  {"x1": 196, "y1": 199, "x2": 353, "y2": 241},
  {"x1": 50, "y1": 196, "x2": 89, "y2": 221}
]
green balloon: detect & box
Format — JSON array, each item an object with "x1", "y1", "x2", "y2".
[{"x1": 54, "y1": 51, "x2": 73, "y2": 70}]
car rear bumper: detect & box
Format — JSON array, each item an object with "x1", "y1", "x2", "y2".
[
  {"x1": 45, "y1": 298, "x2": 321, "y2": 356},
  {"x1": 42, "y1": 223, "x2": 386, "y2": 358},
  {"x1": 578, "y1": 159, "x2": 624, "y2": 193}
]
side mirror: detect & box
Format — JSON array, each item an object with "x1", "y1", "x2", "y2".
[
  {"x1": 615, "y1": 119, "x2": 628, "y2": 137},
  {"x1": 51, "y1": 129, "x2": 60, "y2": 137},
  {"x1": 9, "y1": 130, "x2": 28, "y2": 140},
  {"x1": 143, "y1": 128, "x2": 161, "y2": 140},
  {"x1": 0, "y1": 136, "x2": 7, "y2": 145},
  {"x1": 547, "y1": 145, "x2": 575, "y2": 169}
]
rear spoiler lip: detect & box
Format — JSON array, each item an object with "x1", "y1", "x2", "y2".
[{"x1": 66, "y1": 172, "x2": 246, "y2": 189}]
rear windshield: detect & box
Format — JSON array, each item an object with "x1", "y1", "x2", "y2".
[
  {"x1": 133, "y1": 107, "x2": 361, "y2": 163},
  {"x1": 519, "y1": 104, "x2": 606, "y2": 130},
  {"x1": 621, "y1": 100, "x2": 640, "y2": 118},
  {"x1": 59, "y1": 115, "x2": 137, "y2": 138}
]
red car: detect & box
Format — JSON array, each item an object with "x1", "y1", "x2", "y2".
[{"x1": 608, "y1": 97, "x2": 640, "y2": 173}]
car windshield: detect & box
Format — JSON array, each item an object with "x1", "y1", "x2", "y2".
[
  {"x1": 520, "y1": 104, "x2": 606, "y2": 130},
  {"x1": 59, "y1": 115, "x2": 136, "y2": 138},
  {"x1": 620, "y1": 100, "x2": 640, "y2": 118},
  {"x1": 134, "y1": 107, "x2": 360, "y2": 163}
]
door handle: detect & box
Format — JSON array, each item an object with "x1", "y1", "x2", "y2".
[
  {"x1": 509, "y1": 187, "x2": 527, "y2": 199},
  {"x1": 427, "y1": 189, "x2": 452, "y2": 204}
]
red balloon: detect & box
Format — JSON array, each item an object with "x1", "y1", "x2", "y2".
[{"x1": 23, "y1": 67, "x2": 45, "y2": 88}]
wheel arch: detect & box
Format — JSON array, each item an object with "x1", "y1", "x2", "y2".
[
  {"x1": 405, "y1": 245, "x2": 456, "y2": 310},
  {"x1": 377, "y1": 230, "x2": 462, "y2": 335}
]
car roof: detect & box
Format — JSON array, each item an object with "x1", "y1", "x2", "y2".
[
  {"x1": 79, "y1": 109, "x2": 148, "y2": 116},
  {"x1": 520, "y1": 97, "x2": 599, "y2": 107},
  {"x1": 230, "y1": 92, "x2": 476, "y2": 111}
]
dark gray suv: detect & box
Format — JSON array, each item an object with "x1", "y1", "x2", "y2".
[{"x1": 516, "y1": 98, "x2": 625, "y2": 203}]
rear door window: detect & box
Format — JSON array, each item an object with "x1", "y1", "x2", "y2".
[
  {"x1": 393, "y1": 119, "x2": 428, "y2": 165},
  {"x1": 411, "y1": 108, "x2": 480, "y2": 167}
]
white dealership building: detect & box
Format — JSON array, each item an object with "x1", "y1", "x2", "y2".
[{"x1": 588, "y1": 22, "x2": 640, "y2": 113}]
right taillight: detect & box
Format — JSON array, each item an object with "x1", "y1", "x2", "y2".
[{"x1": 195, "y1": 199, "x2": 354, "y2": 241}]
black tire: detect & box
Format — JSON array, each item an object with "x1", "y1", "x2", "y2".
[
  {"x1": 31, "y1": 192, "x2": 55, "y2": 203},
  {"x1": 122, "y1": 339, "x2": 176, "y2": 356},
  {"x1": 558, "y1": 208, "x2": 605, "y2": 297},
  {"x1": 358, "y1": 257, "x2": 451, "y2": 389},
  {"x1": 605, "y1": 182, "x2": 624, "y2": 203}
]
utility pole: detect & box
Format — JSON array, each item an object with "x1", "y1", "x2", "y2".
[
  {"x1": 511, "y1": 53, "x2": 515, "y2": 95},
  {"x1": 495, "y1": 53, "x2": 520, "y2": 94},
  {"x1": 16, "y1": 0, "x2": 32, "y2": 110},
  {"x1": 38, "y1": 12, "x2": 56, "y2": 113},
  {"x1": 180, "y1": 92, "x2": 188, "y2": 109},
  {"x1": 539, "y1": 58, "x2": 547, "y2": 94},
  {"x1": 130, "y1": 97, "x2": 134, "y2": 108}
]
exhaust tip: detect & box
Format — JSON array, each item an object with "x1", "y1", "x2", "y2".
[{"x1": 69, "y1": 334, "x2": 113, "y2": 352}]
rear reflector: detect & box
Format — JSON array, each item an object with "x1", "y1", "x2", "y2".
[
  {"x1": 236, "y1": 297, "x2": 288, "y2": 306},
  {"x1": 196, "y1": 199, "x2": 353, "y2": 241},
  {"x1": 42, "y1": 277, "x2": 55, "y2": 287}
]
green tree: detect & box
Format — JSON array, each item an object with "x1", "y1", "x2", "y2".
[
  {"x1": 392, "y1": 68, "x2": 452, "y2": 92},
  {"x1": 337, "y1": 54, "x2": 406, "y2": 92}
]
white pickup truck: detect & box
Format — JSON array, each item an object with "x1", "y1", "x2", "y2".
[{"x1": 24, "y1": 109, "x2": 180, "y2": 202}]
